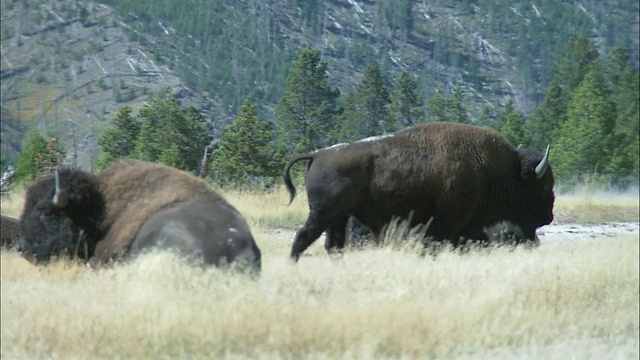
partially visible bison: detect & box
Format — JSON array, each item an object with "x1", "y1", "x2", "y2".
[
  {"x1": 284, "y1": 122, "x2": 554, "y2": 261},
  {"x1": 18, "y1": 160, "x2": 261, "y2": 273},
  {"x1": 1, "y1": 215, "x2": 20, "y2": 249}
]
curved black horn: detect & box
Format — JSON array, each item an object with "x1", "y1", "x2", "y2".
[
  {"x1": 534, "y1": 145, "x2": 550, "y2": 179},
  {"x1": 52, "y1": 166, "x2": 69, "y2": 208}
]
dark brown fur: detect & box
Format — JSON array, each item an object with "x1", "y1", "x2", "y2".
[{"x1": 284, "y1": 122, "x2": 554, "y2": 261}]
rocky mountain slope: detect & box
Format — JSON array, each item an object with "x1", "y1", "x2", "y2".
[
  {"x1": 1, "y1": 0, "x2": 638, "y2": 170},
  {"x1": 1, "y1": 1, "x2": 219, "y2": 169}
]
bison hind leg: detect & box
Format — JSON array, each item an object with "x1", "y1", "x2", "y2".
[
  {"x1": 291, "y1": 209, "x2": 348, "y2": 261},
  {"x1": 290, "y1": 220, "x2": 325, "y2": 262},
  {"x1": 324, "y1": 217, "x2": 349, "y2": 256}
]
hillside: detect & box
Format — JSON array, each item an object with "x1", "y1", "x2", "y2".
[
  {"x1": 1, "y1": 0, "x2": 638, "y2": 171},
  {"x1": 0, "y1": 0, "x2": 220, "y2": 170},
  {"x1": 99, "y1": 0, "x2": 638, "y2": 114}
]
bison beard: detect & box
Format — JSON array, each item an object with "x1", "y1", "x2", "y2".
[
  {"x1": 284, "y1": 122, "x2": 554, "y2": 261},
  {"x1": 18, "y1": 160, "x2": 261, "y2": 273}
]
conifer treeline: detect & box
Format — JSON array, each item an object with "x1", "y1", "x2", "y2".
[{"x1": 13, "y1": 38, "x2": 638, "y2": 190}]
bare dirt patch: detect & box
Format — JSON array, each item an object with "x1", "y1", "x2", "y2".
[
  {"x1": 539, "y1": 222, "x2": 639, "y2": 242},
  {"x1": 263, "y1": 221, "x2": 640, "y2": 246}
]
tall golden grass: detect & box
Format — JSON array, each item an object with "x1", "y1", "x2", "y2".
[
  {"x1": 1, "y1": 233, "x2": 638, "y2": 359},
  {"x1": 219, "y1": 186, "x2": 310, "y2": 230},
  {"x1": 553, "y1": 191, "x2": 640, "y2": 223},
  {"x1": 1, "y1": 186, "x2": 638, "y2": 359}
]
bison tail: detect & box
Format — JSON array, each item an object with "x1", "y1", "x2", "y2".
[{"x1": 283, "y1": 155, "x2": 314, "y2": 205}]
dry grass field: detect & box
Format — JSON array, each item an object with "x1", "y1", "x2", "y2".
[{"x1": 1, "y1": 186, "x2": 638, "y2": 359}]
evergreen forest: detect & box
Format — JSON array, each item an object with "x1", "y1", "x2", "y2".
[{"x1": 3, "y1": 0, "x2": 639, "y2": 191}]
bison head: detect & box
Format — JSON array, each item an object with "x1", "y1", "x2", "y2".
[
  {"x1": 514, "y1": 145, "x2": 555, "y2": 232},
  {"x1": 18, "y1": 167, "x2": 105, "y2": 263}
]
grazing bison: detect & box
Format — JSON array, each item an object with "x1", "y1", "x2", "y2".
[
  {"x1": 284, "y1": 122, "x2": 554, "y2": 261},
  {"x1": 1, "y1": 215, "x2": 20, "y2": 249},
  {"x1": 18, "y1": 160, "x2": 261, "y2": 273}
]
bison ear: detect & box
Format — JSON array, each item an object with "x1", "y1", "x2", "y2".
[{"x1": 52, "y1": 166, "x2": 69, "y2": 208}]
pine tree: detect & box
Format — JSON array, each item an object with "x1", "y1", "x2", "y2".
[
  {"x1": 552, "y1": 33, "x2": 599, "y2": 92},
  {"x1": 476, "y1": 104, "x2": 496, "y2": 130},
  {"x1": 334, "y1": 64, "x2": 392, "y2": 142},
  {"x1": 497, "y1": 100, "x2": 527, "y2": 146},
  {"x1": 525, "y1": 81, "x2": 568, "y2": 151},
  {"x1": 14, "y1": 130, "x2": 64, "y2": 184},
  {"x1": 132, "y1": 88, "x2": 211, "y2": 172},
  {"x1": 602, "y1": 47, "x2": 640, "y2": 180},
  {"x1": 96, "y1": 106, "x2": 140, "y2": 170},
  {"x1": 209, "y1": 98, "x2": 283, "y2": 187},
  {"x1": 389, "y1": 71, "x2": 424, "y2": 129},
  {"x1": 360, "y1": 64, "x2": 392, "y2": 134},
  {"x1": 526, "y1": 33, "x2": 599, "y2": 152},
  {"x1": 334, "y1": 92, "x2": 362, "y2": 142},
  {"x1": 156, "y1": 143, "x2": 186, "y2": 170},
  {"x1": 424, "y1": 87, "x2": 469, "y2": 123},
  {"x1": 552, "y1": 67, "x2": 615, "y2": 180},
  {"x1": 275, "y1": 49, "x2": 341, "y2": 154}
]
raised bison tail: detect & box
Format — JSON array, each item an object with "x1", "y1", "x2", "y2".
[{"x1": 283, "y1": 154, "x2": 315, "y2": 205}]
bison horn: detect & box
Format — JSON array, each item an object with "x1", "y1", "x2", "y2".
[
  {"x1": 52, "y1": 166, "x2": 69, "y2": 208},
  {"x1": 534, "y1": 145, "x2": 550, "y2": 179}
]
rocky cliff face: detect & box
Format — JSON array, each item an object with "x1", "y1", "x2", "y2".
[{"x1": 1, "y1": 1, "x2": 219, "y2": 170}]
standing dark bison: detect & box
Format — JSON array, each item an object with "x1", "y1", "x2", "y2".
[
  {"x1": 284, "y1": 122, "x2": 554, "y2": 261},
  {"x1": 18, "y1": 160, "x2": 261, "y2": 273},
  {"x1": 1, "y1": 215, "x2": 21, "y2": 249}
]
